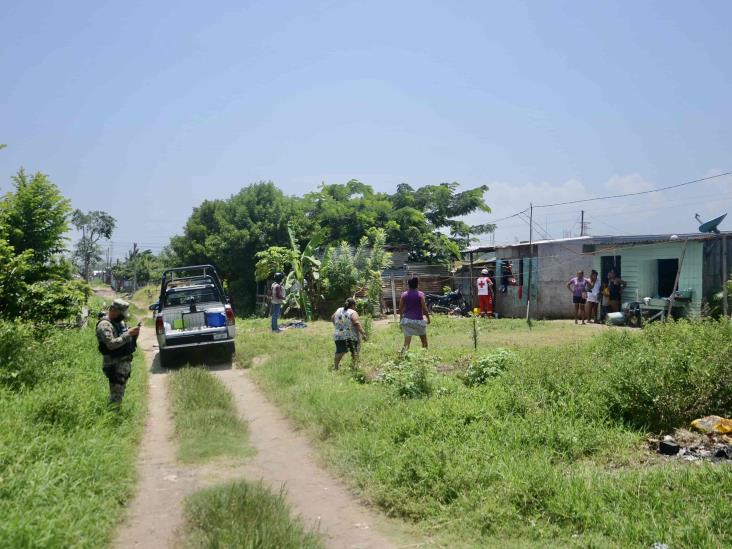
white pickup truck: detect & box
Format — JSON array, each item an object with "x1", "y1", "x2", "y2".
[{"x1": 152, "y1": 265, "x2": 235, "y2": 367}]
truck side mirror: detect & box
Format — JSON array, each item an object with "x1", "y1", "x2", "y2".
[{"x1": 149, "y1": 301, "x2": 159, "y2": 311}]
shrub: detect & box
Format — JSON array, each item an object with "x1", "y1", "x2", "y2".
[
  {"x1": 463, "y1": 348, "x2": 514, "y2": 387},
  {"x1": 598, "y1": 319, "x2": 732, "y2": 432},
  {"x1": 0, "y1": 321, "x2": 145, "y2": 546},
  {"x1": 377, "y1": 351, "x2": 434, "y2": 398},
  {"x1": 0, "y1": 320, "x2": 49, "y2": 389}
]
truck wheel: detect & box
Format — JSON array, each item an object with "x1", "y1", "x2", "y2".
[
  {"x1": 225, "y1": 342, "x2": 236, "y2": 362},
  {"x1": 159, "y1": 349, "x2": 173, "y2": 369}
]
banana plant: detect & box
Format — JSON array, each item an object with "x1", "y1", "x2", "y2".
[{"x1": 285, "y1": 226, "x2": 326, "y2": 321}]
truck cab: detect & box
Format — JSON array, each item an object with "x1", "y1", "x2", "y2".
[{"x1": 153, "y1": 265, "x2": 235, "y2": 367}]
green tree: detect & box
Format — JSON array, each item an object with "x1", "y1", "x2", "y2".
[
  {"x1": 321, "y1": 241, "x2": 359, "y2": 301},
  {"x1": 0, "y1": 238, "x2": 32, "y2": 318},
  {"x1": 171, "y1": 182, "x2": 312, "y2": 311},
  {"x1": 254, "y1": 247, "x2": 295, "y2": 282},
  {"x1": 71, "y1": 210, "x2": 116, "y2": 281},
  {"x1": 0, "y1": 169, "x2": 71, "y2": 277},
  {"x1": 305, "y1": 180, "x2": 493, "y2": 263}
]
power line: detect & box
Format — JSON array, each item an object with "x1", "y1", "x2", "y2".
[
  {"x1": 483, "y1": 208, "x2": 529, "y2": 224},
  {"x1": 534, "y1": 171, "x2": 732, "y2": 209}
]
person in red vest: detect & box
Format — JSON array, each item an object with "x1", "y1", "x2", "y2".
[{"x1": 476, "y1": 268, "x2": 494, "y2": 317}]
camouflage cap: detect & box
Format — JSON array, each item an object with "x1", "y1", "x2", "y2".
[{"x1": 111, "y1": 298, "x2": 131, "y2": 318}]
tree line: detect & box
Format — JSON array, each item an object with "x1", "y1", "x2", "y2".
[
  {"x1": 0, "y1": 157, "x2": 492, "y2": 320},
  {"x1": 171, "y1": 179, "x2": 493, "y2": 311}
]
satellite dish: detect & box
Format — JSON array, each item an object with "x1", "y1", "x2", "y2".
[{"x1": 695, "y1": 213, "x2": 727, "y2": 234}]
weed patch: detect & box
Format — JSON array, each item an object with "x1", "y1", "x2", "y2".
[
  {"x1": 0, "y1": 320, "x2": 145, "y2": 547},
  {"x1": 376, "y1": 350, "x2": 435, "y2": 398},
  {"x1": 239, "y1": 317, "x2": 732, "y2": 547},
  {"x1": 169, "y1": 367, "x2": 251, "y2": 463},
  {"x1": 598, "y1": 320, "x2": 732, "y2": 432},
  {"x1": 182, "y1": 480, "x2": 322, "y2": 548},
  {"x1": 463, "y1": 347, "x2": 514, "y2": 386}
]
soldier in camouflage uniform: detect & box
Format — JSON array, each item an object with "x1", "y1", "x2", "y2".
[{"x1": 96, "y1": 299, "x2": 140, "y2": 406}]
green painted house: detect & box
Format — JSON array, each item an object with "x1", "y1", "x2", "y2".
[{"x1": 589, "y1": 232, "x2": 732, "y2": 316}]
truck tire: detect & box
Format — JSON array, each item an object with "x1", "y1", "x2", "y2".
[
  {"x1": 159, "y1": 348, "x2": 172, "y2": 369},
  {"x1": 225, "y1": 342, "x2": 236, "y2": 362}
]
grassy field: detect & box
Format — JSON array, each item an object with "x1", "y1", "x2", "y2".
[
  {"x1": 182, "y1": 481, "x2": 322, "y2": 548},
  {"x1": 168, "y1": 367, "x2": 252, "y2": 463},
  {"x1": 0, "y1": 319, "x2": 146, "y2": 547},
  {"x1": 236, "y1": 315, "x2": 732, "y2": 548}
]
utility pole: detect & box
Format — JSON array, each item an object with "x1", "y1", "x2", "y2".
[
  {"x1": 132, "y1": 242, "x2": 138, "y2": 292},
  {"x1": 722, "y1": 234, "x2": 728, "y2": 318},
  {"x1": 467, "y1": 234, "x2": 478, "y2": 349},
  {"x1": 580, "y1": 210, "x2": 585, "y2": 236},
  {"x1": 526, "y1": 203, "x2": 533, "y2": 321}
]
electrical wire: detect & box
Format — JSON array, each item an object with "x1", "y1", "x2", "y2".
[{"x1": 533, "y1": 171, "x2": 732, "y2": 209}]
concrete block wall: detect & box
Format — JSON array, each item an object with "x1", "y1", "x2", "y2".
[{"x1": 536, "y1": 242, "x2": 594, "y2": 319}]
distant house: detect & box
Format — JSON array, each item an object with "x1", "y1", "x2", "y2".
[
  {"x1": 588, "y1": 232, "x2": 732, "y2": 316},
  {"x1": 461, "y1": 233, "x2": 732, "y2": 320},
  {"x1": 491, "y1": 236, "x2": 597, "y2": 319}
]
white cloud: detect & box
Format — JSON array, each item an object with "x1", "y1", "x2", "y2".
[{"x1": 467, "y1": 170, "x2": 732, "y2": 246}]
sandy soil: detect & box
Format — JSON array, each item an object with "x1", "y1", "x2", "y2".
[{"x1": 112, "y1": 328, "x2": 402, "y2": 548}]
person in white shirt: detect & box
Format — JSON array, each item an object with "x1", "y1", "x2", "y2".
[
  {"x1": 585, "y1": 269, "x2": 601, "y2": 323},
  {"x1": 476, "y1": 268, "x2": 494, "y2": 317}
]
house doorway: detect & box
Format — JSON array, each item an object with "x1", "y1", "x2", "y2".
[
  {"x1": 601, "y1": 255, "x2": 621, "y2": 282},
  {"x1": 657, "y1": 258, "x2": 679, "y2": 297}
]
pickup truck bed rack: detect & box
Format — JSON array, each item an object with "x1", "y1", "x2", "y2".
[{"x1": 158, "y1": 265, "x2": 228, "y2": 305}]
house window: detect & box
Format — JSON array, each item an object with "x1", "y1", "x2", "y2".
[
  {"x1": 657, "y1": 259, "x2": 679, "y2": 298},
  {"x1": 601, "y1": 255, "x2": 621, "y2": 282}
]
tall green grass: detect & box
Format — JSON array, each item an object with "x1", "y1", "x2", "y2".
[
  {"x1": 182, "y1": 481, "x2": 322, "y2": 548},
  {"x1": 239, "y1": 317, "x2": 732, "y2": 548},
  {"x1": 0, "y1": 320, "x2": 146, "y2": 547},
  {"x1": 168, "y1": 367, "x2": 251, "y2": 463}
]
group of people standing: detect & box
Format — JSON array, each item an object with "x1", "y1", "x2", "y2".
[
  {"x1": 270, "y1": 273, "x2": 432, "y2": 370},
  {"x1": 567, "y1": 269, "x2": 626, "y2": 324}
]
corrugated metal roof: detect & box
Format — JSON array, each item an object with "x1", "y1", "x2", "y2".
[
  {"x1": 590, "y1": 232, "x2": 732, "y2": 246},
  {"x1": 488, "y1": 232, "x2": 732, "y2": 251}
]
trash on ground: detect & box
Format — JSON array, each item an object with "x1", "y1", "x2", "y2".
[
  {"x1": 650, "y1": 422, "x2": 732, "y2": 462},
  {"x1": 690, "y1": 415, "x2": 732, "y2": 435},
  {"x1": 280, "y1": 321, "x2": 308, "y2": 329}
]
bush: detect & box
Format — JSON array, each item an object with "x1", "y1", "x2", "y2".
[
  {"x1": 598, "y1": 319, "x2": 732, "y2": 432},
  {"x1": 0, "y1": 321, "x2": 145, "y2": 546},
  {"x1": 377, "y1": 351, "x2": 434, "y2": 398},
  {"x1": 0, "y1": 320, "x2": 44, "y2": 389},
  {"x1": 463, "y1": 348, "x2": 514, "y2": 387}
]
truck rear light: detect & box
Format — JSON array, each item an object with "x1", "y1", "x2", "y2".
[
  {"x1": 225, "y1": 306, "x2": 235, "y2": 326},
  {"x1": 155, "y1": 316, "x2": 165, "y2": 335}
]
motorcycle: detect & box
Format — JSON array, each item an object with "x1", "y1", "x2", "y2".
[{"x1": 425, "y1": 289, "x2": 469, "y2": 316}]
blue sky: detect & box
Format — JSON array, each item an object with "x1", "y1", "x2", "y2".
[{"x1": 1, "y1": 0, "x2": 731, "y2": 256}]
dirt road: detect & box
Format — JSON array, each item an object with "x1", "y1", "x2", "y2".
[
  {"x1": 112, "y1": 325, "x2": 400, "y2": 548},
  {"x1": 213, "y1": 367, "x2": 397, "y2": 548}
]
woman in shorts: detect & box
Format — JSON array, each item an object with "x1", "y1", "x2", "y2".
[
  {"x1": 398, "y1": 277, "x2": 431, "y2": 352},
  {"x1": 585, "y1": 270, "x2": 600, "y2": 323},
  {"x1": 331, "y1": 298, "x2": 367, "y2": 370},
  {"x1": 566, "y1": 270, "x2": 588, "y2": 324}
]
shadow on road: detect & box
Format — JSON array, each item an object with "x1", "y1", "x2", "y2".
[{"x1": 148, "y1": 347, "x2": 234, "y2": 373}]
